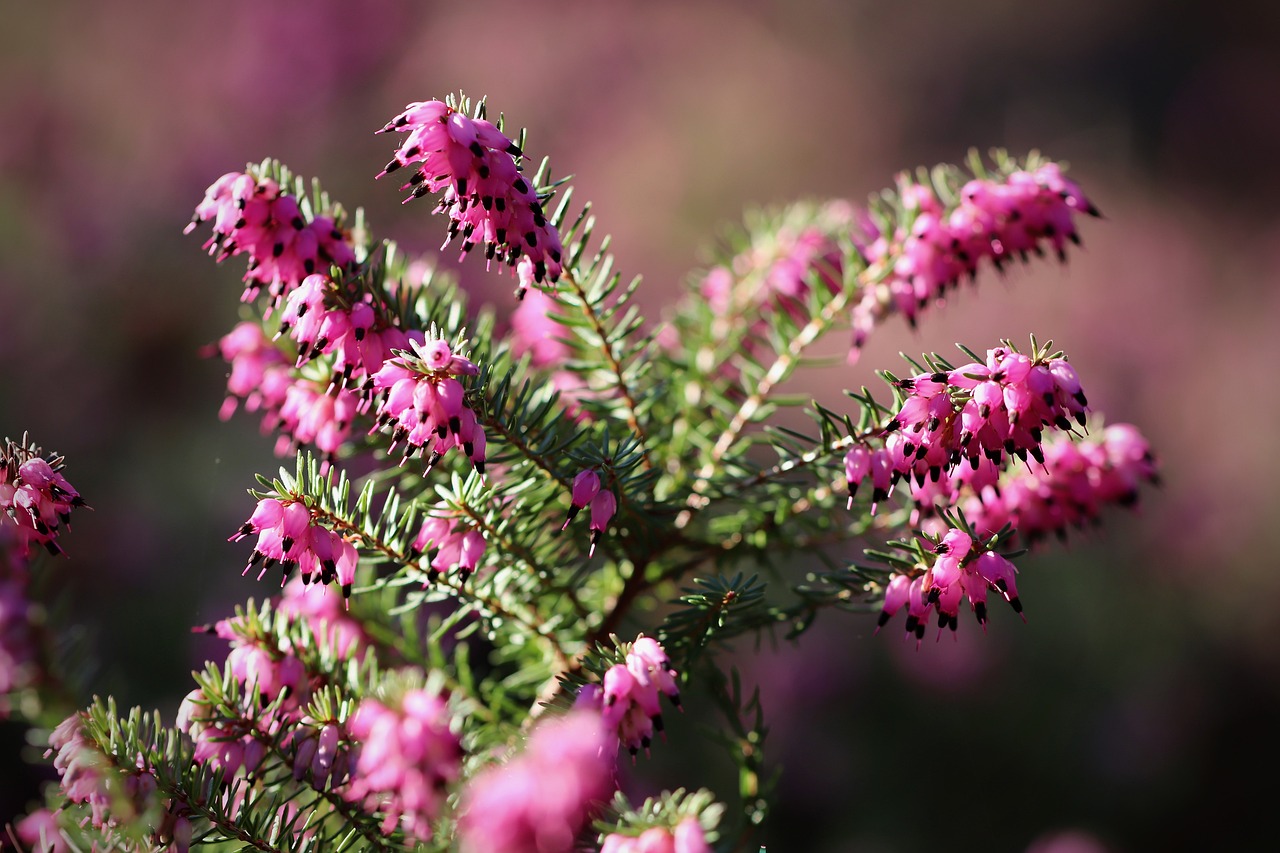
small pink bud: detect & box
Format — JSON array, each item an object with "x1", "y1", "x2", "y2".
[
  {"x1": 562, "y1": 469, "x2": 601, "y2": 529},
  {"x1": 588, "y1": 489, "x2": 617, "y2": 557}
]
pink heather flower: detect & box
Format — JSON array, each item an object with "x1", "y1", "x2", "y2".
[
  {"x1": 456, "y1": 709, "x2": 616, "y2": 853},
  {"x1": 48, "y1": 712, "x2": 158, "y2": 832},
  {"x1": 588, "y1": 489, "x2": 617, "y2": 557},
  {"x1": 919, "y1": 424, "x2": 1159, "y2": 547},
  {"x1": 16, "y1": 808, "x2": 70, "y2": 853},
  {"x1": 576, "y1": 635, "x2": 680, "y2": 758},
  {"x1": 1, "y1": 439, "x2": 86, "y2": 559},
  {"x1": 178, "y1": 687, "x2": 269, "y2": 777},
  {"x1": 343, "y1": 688, "x2": 462, "y2": 842},
  {"x1": 848, "y1": 163, "x2": 1098, "y2": 361},
  {"x1": 377, "y1": 99, "x2": 564, "y2": 284},
  {"x1": 601, "y1": 819, "x2": 713, "y2": 853},
  {"x1": 186, "y1": 170, "x2": 356, "y2": 304},
  {"x1": 291, "y1": 715, "x2": 352, "y2": 790},
  {"x1": 877, "y1": 542, "x2": 1027, "y2": 645},
  {"x1": 370, "y1": 335, "x2": 487, "y2": 475},
  {"x1": 212, "y1": 321, "x2": 293, "y2": 420},
  {"x1": 882, "y1": 347, "x2": 1091, "y2": 491},
  {"x1": 231, "y1": 497, "x2": 359, "y2": 602},
  {"x1": 276, "y1": 577, "x2": 370, "y2": 659},
  {"x1": 278, "y1": 273, "x2": 414, "y2": 392},
  {"x1": 413, "y1": 514, "x2": 487, "y2": 582},
  {"x1": 562, "y1": 469, "x2": 602, "y2": 530}
]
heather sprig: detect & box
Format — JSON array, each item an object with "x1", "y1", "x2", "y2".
[{"x1": 3, "y1": 90, "x2": 1163, "y2": 853}]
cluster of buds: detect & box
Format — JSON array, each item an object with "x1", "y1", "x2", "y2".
[
  {"x1": 886, "y1": 344, "x2": 1088, "y2": 480},
  {"x1": 600, "y1": 819, "x2": 713, "y2": 853},
  {"x1": 212, "y1": 322, "x2": 359, "y2": 466},
  {"x1": 849, "y1": 163, "x2": 1098, "y2": 358},
  {"x1": 290, "y1": 714, "x2": 352, "y2": 790},
  {"x1": 563, "y1": 469, "x2": 617, "y2": 557},
  {"x1": 277, "y1": 273, "x2": 418, "y2": 392},
  {"x1": 275, "y1": 577, "x2": 371, "y2": 659},
  {"x1": 180, "y1": 620, "x2": 310, "y2": 777},
  {"x1": 576, "y1": 636, "x2": 681, "y2": 758},
  {"x1": 230, "y1": 497, "x2": 359, "y2": 601},
  {"x1": 456, "y1": 710, "x2": 615, "y2": 853},
  {"x1": 701, "y1": 202, "x2": 850, "y2": 326},
  {"x1": 342, "y1": 688, "x2": 462, "y2": 842},
  {"x1": 186, "y1": 170, "x2": 356, "y2": 303},
  {"x1": 47, "y1": 713, "x2": 160, "y2": 835},
  {"x1": 876, "y1": 531, "x2": 1024, "y2": 645},
  {"x1": 377, "y1": 99, "x2": 564, "y2": 285},
  {"x1": 944, "y1": 423, "x2": 1160, "y2": 546},
  {"x1": 2, "y1": 438, "x2": 85, "y2": 560},
  {"x1": 413, "y1": 513, "x2": 486, "y2": 582},
  {"x1": 370, "y1": 335, "x2": 487, "y2": 474}
]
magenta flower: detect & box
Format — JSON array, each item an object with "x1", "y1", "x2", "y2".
[
  {"x1": 413, "y1": 514, "x2": 487, "y2": 582},
  {"x1": 562, "y1": 469, "x2": 602, "y2": 530},
  {"x1": 1, "y1": 438, "x2": 86, "y2": 559},
  {"x1": 576, "y1": 635, "x2": 681, "y2": 758},
  {"x1": 377, "y1": 99, "x2": 564, "y2": 285},
  {"x1": 588, "y1": 489, "x2": 618, "y2": 557},
  {"x1": 849, "y1": 163, "x2": 1098, "y2": 360},
  {"x1": 231, "y1": 497, "x2": 359, "y2": 601},
  {"x1": 456, "y1": 710, "x2": 616, "y2": 853},
  {"x1": 601, "y1": 819, "x2": 714, "y2": 853},
  {"x1": 370, "y1": 334, "x2": 487, "y2": 475},
  {"x1": 342, "y1": 688, "x2": 462, "y2": 842},
  {"x1": 186, "y1": 170, "x2": 356, "y2": 304},
  {"x1": 876, "y1": 537, "x2": 1028, "y2": 645}
]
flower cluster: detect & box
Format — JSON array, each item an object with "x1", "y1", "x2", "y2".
[
  {"x1": 231, "y1": 496, "x2": 359, "y2": 600},
  {"x1": 876, "y1": 532, "x2": 1025, "y2": 644},
  {"x1": 576, "y1": 636, "x2": 681, "y2": 758},
  {"x1": 849, "y1": 164, "x2": 1098, "y2": 358},
  {"x1": 212, "y1": 321, "x2": 360, "y2": 465},
  {"x1": 456, "y1": 710, "x2": 615, "y2": 853},
  {"x1": 370, "y1": 335, "x2": 487, "y2": 474},
  {"x1": 861, "y1": 344, "x2": 1090, "y2": 498},
  {"x1": 48, "y1": 713, "x2": 160, "y2": 835},
  {"x1": 277, "y1": 273, "x2": 418, "y2": 393},
  {"x1": 342, "y1": 688, "x2": 462, "y2": 842},
  {"x1": 413, "y1": 512, "x2": 486, "y2": 582},
  {"x1": 937, "y1": 423, "x2": 1160, "y2": 545},
  {"x1": 701, "y1": 202, "x2": 850, "y2": 326},
  {"x1": 2, "y1": 438, "x2": 85, "y2": 560},
  {"x1": 377, "y1": 99, "x2": 564, "y2": 285},
  {"x1": 600, "y1": 819, "x2": 713, "y2": 853},
  {"x1": 186, "y1": 170, "x2": 356, "y2": 303}
]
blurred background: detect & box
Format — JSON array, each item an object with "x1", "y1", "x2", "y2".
[{"x1": 2, "y1": 1, "x2": 1278, "y2": 850}]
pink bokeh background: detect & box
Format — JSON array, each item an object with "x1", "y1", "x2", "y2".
[{"x1": 2, "y1": 1, "x2": 1278, "y2": 850}]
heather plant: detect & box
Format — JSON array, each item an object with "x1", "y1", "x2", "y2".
[{"x1": 2, "y1": 93, "x2": 1158, "y2": 852}]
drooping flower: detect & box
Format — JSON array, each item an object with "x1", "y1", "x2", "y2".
[
  {"x1": 575, "y1": 635, "x2": 681, "y2": 758},
  {"x1": 369, "y1": 334, "x2": 487, "y2": 474},
  {"x1": 947, "y1": 423, "x2": 1160, "y2": 546},
  {"x1": 456, "y1": 710, "x2": 615, "y2": 853},
  {"x1": 230, "y1": 497, "x2": 359, "y2": 601},
  {"x1": 849, "y1": 162, "x2": 1098, "y2": 360},
  {"x1": 563, "y1": 469, "x2": 601, "y2": 530},
  {"x1": 342, "y1": 688, "x2": 462, "y2": 842},
  {"x1": 377, "y1": 99, "x2": 564, "y2": 284},
  {"x1": 1, "y1": 437, "x2": 85, "y2": 559},
  {"x1": 186, "y1": 170, "x2": 356, "y2": 304},
  {"x1": 875, "y1": 540, "x2": 1027, "y2": 646},
  {"x1": 412, "y1": 513, "x2": 487, "y2": 582}
]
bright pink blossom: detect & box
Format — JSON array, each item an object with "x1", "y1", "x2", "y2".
[
  {"x1": 377, "y1": 100, "x2": 564, "y2": 284},
  {"x1": 186, "y1": 170, "x2": 356, "y2": 304},
  {"x1": 413, "y1": 514, "x2": 487, "y2": 582},
  {"x1": 231, "y1": 497, "x2": 359, "y2": 602},
  {"x1": 370, "y1": 335, "x2": 486, "y2": 475},
  {"x1": 456, "y1": 710, "x2": 615, "y2": 853},
  {"x1": 576, "y1": 635, "x2": 681, "y2": 758},
  {"x1": 343, "y1": 688, "x2": 462, "y2": 842},
  {"x1": 849, "y1": 164, "x2": 1098, "y2": 360}
]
